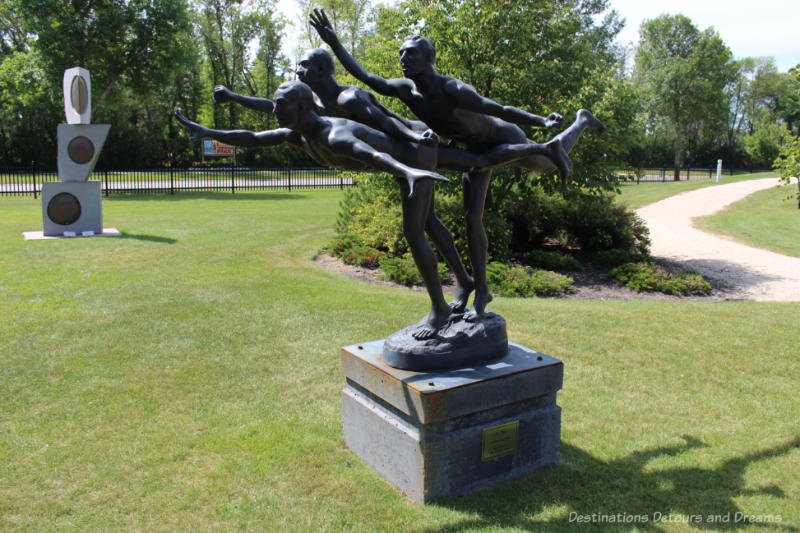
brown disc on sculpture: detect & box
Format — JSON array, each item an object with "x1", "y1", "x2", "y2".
[
  {"x1": 70, "y1": 75, "x2": 89, "y2": 115},
  {"x1": 47, "y1": 192, "x2": 82, "y2": 225},
  {"x1": 67, "y1": 136, "x2": 95, "y2": 164}
]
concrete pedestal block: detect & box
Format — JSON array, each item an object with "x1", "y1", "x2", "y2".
[
  {"x1": 341, "y1": 340, "x2": 563, "y2": 503},
  {"x1": 42, "y1": 180, "x2": 102, "y2": 236}
]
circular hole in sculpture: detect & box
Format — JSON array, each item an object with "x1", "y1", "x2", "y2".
[
  {"x1": 67, "y1": 136, "x2": 95, "y2": 164},
  {"x1": 47, "y1": 192, "x2": 82, "y2": 225}
]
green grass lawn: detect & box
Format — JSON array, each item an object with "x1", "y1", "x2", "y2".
[
  {"x1": 2, "y1": 191, "x2": 799, "y2": 532},
  {"x1": 615, "y1": 172, "x2": 778, "y2": 210},
  {"x1": 695, "y1": 183, "x2": 800, "y2": 258}
]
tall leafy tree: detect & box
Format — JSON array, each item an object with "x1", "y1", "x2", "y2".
[
  {"x1": 20, "y1": 0, "x2": 194, "y2": 112},
  {"x1": 634, "y1": 14, "x2": 735, "y2": 179},
  {"x1": 0, "y1": 49, "x2": 60, "y2": 164},
  {"x1": 297, "y1": 0, "x2": 373, "y2": 57},
  {"x1": 192, "y1": 0, "x2": 290, "y2": 163},
  {"x1": 0, "y1": 0, "x2": 29, "y2": 56},
  {"x1": 774, "y1": 64, "x2": 800, "y2": 205}
]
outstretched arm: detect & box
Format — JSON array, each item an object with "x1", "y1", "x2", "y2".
[
  {"x1": 213, "y1": 86, "x2": 275, "y2": 113},
  {"x1": 443, "y1": 79, "x2": 563, "y2": 128},
  {"x1": 174, "y1": 111, "x2": 297, "y2": 147},
  {"x1": 310, "y1": 8, "x2": 403, "y2": 98},
  {"x1": 350, "y1": 94, "x2": 438, "y2": 146}
]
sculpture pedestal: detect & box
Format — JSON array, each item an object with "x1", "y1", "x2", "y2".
[
  {"x1": 42, "y1": 180, "x2": 102, "y2": 236},
  {"x1": 341, "y1": 340, "x2": 563, "y2": 503}
]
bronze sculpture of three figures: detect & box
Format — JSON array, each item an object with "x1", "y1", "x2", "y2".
[{"x1": 176, "y1": 9, "x2": 606, "y2": 365}]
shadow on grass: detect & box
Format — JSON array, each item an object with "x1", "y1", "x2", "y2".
[
  {"x1": 118, "y1": 233, "x2": 178, "y2": 244},
  {"x1": 104, "y1": 191, "x2": 312, "y2": 202},
  {"x1": 426, "y1": 435, "x2": 800, "y2": 532}
]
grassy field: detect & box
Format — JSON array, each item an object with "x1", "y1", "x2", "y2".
[
  {"x1": 615, "y1": 172, "x2": 778, "y2": 210},
  {"x1": 695, "y1": 183, "x2": 800, "y2": 258},
  {"x1": 2, "y1": 191, "x2": 799, "y2": 532}
]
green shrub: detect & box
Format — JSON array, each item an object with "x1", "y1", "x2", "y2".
[
  {"x1": 379, "y1": 256, "x2": 421, "y2": 286},
  {"x1": 496, "y1": 183, "x2": 650, "y2": 256},
  {"x1": 327, "y1": 233, "x2": 363, "y2": 257},
  {"x1": 380, "y1": 256, "x2": 450, "y2": 287},
  {"x1": 608, "y1": 262, "x2": 712, "y2": 296},
  {"x1": 337, "y1": 172, "x2": 511, "y2": 266},
  {"x1": 340, "y1": 245, "x2": 385, "y2": 268},
  {"x1": 334, "y1": 174, "x2": 649, "y2": 267},
  {"x1": 499, "y1": 183, "x2": 568, "y2": 251},
  {"x1": 336, "y1": 174, "x2": 407, "y2": 255},
  {"x1": 486, "y1": 262, "x2": 574, "y2": 298},
  {"x1": 595, "y1": 248, "x2": 650, "y2": 266},
  {"x1": 524, "y1": 249, "x2": 583, "y2": 271},
  {"x1": 561, "y1": 195, "x2": 650, "y2": 254},
  {"x1": 378, "y1": 256, "x2": 450, "y2": 286},
  {"x1": 435, "y1": 192, "x2": 512, "y2": 264}
]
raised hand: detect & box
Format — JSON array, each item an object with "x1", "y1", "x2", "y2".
[
  {"x1": 309, "y1": 8, "x2": 337, "y2": 45},
  {"x1": 213, "y1": 85, "x2": 232, "y2": 104},
  {"x1": 174, "y1": 110, "x2": 208, "y2": 141},
  {"x1": 545, "y1": 112, "x2": 564, "y2": 128}
]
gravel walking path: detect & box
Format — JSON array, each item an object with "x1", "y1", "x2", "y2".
[{"x1": 636, "y1": 177, "x2": 800, "y2": 301}]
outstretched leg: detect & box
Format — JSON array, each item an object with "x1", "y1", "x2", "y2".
[
  {"x1": 397, "y1": 178, "x2": 451, "y2": 339},
  {"x1": 425, "y1": 211, "x2": 474, "y2": 313},
  {"x1": 462, "y1": 169, "x2": 493, "y2": 322},
  {"x1": 510, "y1": 108, "x2": 607, "y2": 174},
  {"x1": 437, "y1": 137, "x2": 572, "y2": 180},
  {"x1": 555, "y1": 108, "x2": 606, "y2": 153}
]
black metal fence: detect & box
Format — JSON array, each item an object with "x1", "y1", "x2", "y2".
[
  {"x1": 617, "y1": 167, "x2": 774, "y2": 183},
  {"x1": 0, "y1": 165, "x2": 353, "y2": 198}
]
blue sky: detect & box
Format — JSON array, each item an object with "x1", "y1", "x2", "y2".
[{"x1": 608, "y1": 0, "x2": 800, "y2": 72}]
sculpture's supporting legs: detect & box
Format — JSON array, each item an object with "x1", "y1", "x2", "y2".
[
  {"x1": 462, "y1": 168, "x2": 493, "y2": 322},
  {"x1": 397, "y1": 177, "x2": 452, "y2": 339}
]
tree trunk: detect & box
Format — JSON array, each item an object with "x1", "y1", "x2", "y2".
[{"x1": 673, "y1": 125, "x2": 682, "y2": 181}]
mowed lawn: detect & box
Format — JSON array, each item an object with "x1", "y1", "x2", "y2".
[
  {"x1": 1, "y1": 190, "x2": 799, "y2": 532},
  {"x1": 616, "y1": 171, "x2": 778, "y2": 210},
  {"x1": 696, "y1": 182, "x2": 800, "y2": 258}
]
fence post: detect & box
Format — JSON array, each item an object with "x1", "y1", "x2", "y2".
[
  {"x1": 687, "y1": 167, "x2": 690, "y2": 180},
  {"x1": 340, "y1": 172, "x2": 343, "y2": 190},
  {"x1": 169, "y1": 159, "x2": 174, "y2": 195},
  {"x1": 288, "y1": 168, "x2": 292, "y2": 191},
  {"x1": 230, "y1": 165, "x2": 235, "y2": 194},
  {"x1": 32, "y1": 167, "x2": 37, "y2": 199},
  {"x1": 104, "y1": 169, "x2": 109, "y2": 197}
]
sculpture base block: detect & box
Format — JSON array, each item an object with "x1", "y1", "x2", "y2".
[
  {"x1": 341, "y1": 340, "x2": 563, "y2": 503},
  {"x1": 41, "y1": 181, "x2": 102, "y2": 236},
  {"x1": 383, "y1": 312, "x2": 508, "y2": 371}
]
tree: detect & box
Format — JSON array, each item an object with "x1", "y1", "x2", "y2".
[
  {"x1": 774, "y1": 64, "x2": 800, "y2": 206},
  {"x1": 634, "y1": 14, "x2": 735, "y2": 179},
  {"x1": 20, "y1": 0, "x2": 194, "y2": 112},
  {"x1": 0, "y1": 0, "x2": 29, "y2": 56},
  {"x1": 193, "y1": 0, "x2": 285, "y2": 128},
  {"x1": 0, "y1": 49, "x2": 60, "y2": 164},
  {"x1": 297, "y1": 0, "x2": 374, "y2": 57}
]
